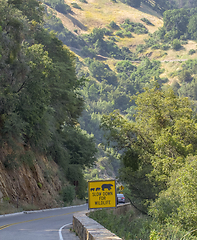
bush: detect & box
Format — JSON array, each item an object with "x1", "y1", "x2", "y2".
[
  {"x1": 81, "y1": 46, "x2": 97, "y2": 58},
  {"x1": 89, "y1": 209, "x2": 152, "y2": 240},
  {"x1": 141, "y1": 17, "x2": 154, "y2": 26},
  {"x1": 136, "y1": 44, "x2": 146, "y2": 53},
  {"x1": 172, "y1": 39, "x2": 182, "y2": 50},
  {"x1": 54, "y1": 3, "x2": 71, "y2": 14},
  {"x1": 149, "y1": 156, "x2": 197, "y2": 235},
  {"x1": 71, "y1": 2, "x2": 82, "y2": 9},
  {"x1": 103, "y1": 28, "x2": 113, "y2": 36},
  {"x1": 123, "y1": 31, "x2": 133, "y2": 37},
  {"x1": 121, "y1": 19, "x2": 148, "y2": 34},
  {"x1": 89, "y1": 208, "x2": 197, "y2": 240},
  {"x1": 150, "y1": 223, "x2": 197, "y2": 240},
  {"x1": 3, "y1": 153, "x2": 19, "y2": 170},
  {"x1": 178, "y1": 70, "x2": 192, "y2": 83},
  {"x1": 161, "y1": 44, "x2": 170, "y2": 50},
  {"x1": 109, "y1": 21, "x2": 119, "y2": 29},
  {"x1": 189, "y1": 49, "x2": 196, "y2": 55},
  {"x1": 115, "y1": 30, "x2": 124, "y2": 37},
  {"x1": 19, "y1": 150, "x2": 34, "y2": 167},
  {"x1": 79, "y1": 0, "x2": 87, "y2": 3},
  {"x1": 151, "y1": 44, "x2": 160, "y2": 49},
  {"x1": 61, "y1": 185, "x2": 76, "y2": 204}
]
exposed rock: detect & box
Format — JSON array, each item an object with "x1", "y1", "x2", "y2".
[{"x1": 0, "y1": 154, "x2": 64, "y2": 209}]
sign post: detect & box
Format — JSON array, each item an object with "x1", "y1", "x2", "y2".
[{"x1": 88, "y1": 179, "x2": 116, "y2": 209}]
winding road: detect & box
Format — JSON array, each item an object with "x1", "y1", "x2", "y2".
[{"x1": 0, "y1": 204, "x2": 87, "y2": 240}]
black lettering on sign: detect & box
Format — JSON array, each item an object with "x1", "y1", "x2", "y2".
[
  {"x1": 92, "y1": 192, "x2": 101, "y2": 197},
  {"x1": 99, "y1": 196, "x2": 106, "y2": 200},
  {"x1": 103, "y1": 192, "x2": 113, "y2": 196},
  {"x1": 94, "y1": 200, "x2": 111, "y2": 205}
]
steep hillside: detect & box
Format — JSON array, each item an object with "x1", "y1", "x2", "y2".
[
  {"x1": 0, "y1": 151, "x2": 63, "y2": 212},
  {"x1": 39, "y1": 2, "x2": 197, "y2": 238},
  {"x1": 1, "y1": 0, "x2": 197, "y2": 212},
  {"x1": 42, "y1": 0, "x2": 197, "y2": 182},
  {"x1": 0, "y1": 0, "x2": 97, "y2": 212},
  {"x1": 46, "y1": 0, "x2": 197, "y2": 83},
  {"x1": 41, "y1": 0, "x2": 197, "y2": 184}
]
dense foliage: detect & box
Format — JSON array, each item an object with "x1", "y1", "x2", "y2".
[
  {"x1": 101, "y1": 86, "x2": 197, "y2": 235},
  {"x1": 0, "y1": 0, "x2": 97, "y2": 199},
  {"x1": 31, "y1": 0, "x2": 197, "y2": 236},
  {"x1": 90, "y1": 208, "x2": 197, "y2": 240}
]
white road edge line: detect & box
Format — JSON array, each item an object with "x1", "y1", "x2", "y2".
[
  {"x1": 59, "y1": 223, "x2": 72, "y2": 240},
  {"x1": 0, "y1": 203, "x2": 87, "y2": 217}
]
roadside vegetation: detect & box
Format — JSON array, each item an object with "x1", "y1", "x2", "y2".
[
  {"x1": 0, "y1": 0, "x2": 97, "y2": 208},
  {"x1": 41, "y1": 0, "x2": 197, "y2": 238},
  {"x1": 1, "y1": 0, "x2": 197, "y2": 238},
  {"x1": 89, "y1": 208, "x2": 197, "y2": 240}
]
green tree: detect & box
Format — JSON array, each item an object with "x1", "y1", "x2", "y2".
[
  {"x1": 8, "y1": 0, "x2": 44, "y2": 22},
  {"x1": 163, "y1": 9, "x2": 189, "y2": 39},
  {"x1": 178, "y1": 70, "x2": 192, "y2": 83},
  {"x1": 188, "y1": 14, "x2": 197, "y2": 40},
  {"x1": 149, "y1": 155, "x2": 197, "y2": 233},
  {"x1": 172, "y1": 38, "x2": 181, "y2": 50},
  {"x1": 101, "y1": 86, "x2": 197, "y2": 211}
]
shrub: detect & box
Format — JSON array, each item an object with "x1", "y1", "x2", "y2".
[
  {"x1": 61, "y1": 185, "x2": 76, "y2": 204},
  {"x1": 108, "y1": 36, "x2": 117, "y2": 41},
  {"x1": 121, "y1": 19, "x2": 148, "y2": 34},
  {"x1": 54, "y1": 3, "x2": 71, "y2": 14},
  {"x1": 134, "y1": 25, "x2": 148, "y2": 34},
  {"x1": 178, "y1": 70, "x2": 192, "y2": 83},
  {"x1": 79, "y1": 0, "x2": 87, "y2": 3},
  {"x1": 136, "y1": 44, "x2": 146, "y2": 53},
  {"x1": 71, "y1": 2, "x2": 82, "y2": 9},
  {"x1": 81, "y1": 46, "x2": 97, "y2": 58},
  {"x1": 103, "y1": 28, "x2": 113, "y2": 36},
  {"x1": 161, "y1": 44, "x2": 170, "y2": 50},
  {"x1": 37, "y1": 182, "x2": 42, "y2": 189},
  {"x1": 109, "y1": 21, "x2": 119, "y2": 29},
  {"x1": 123, "y1": 31, "x2": 133, "y2": 37},
  {"x1": 19, "y1": 150, "x2": 34, "y2": 167},
  {"x1": 141, "y1": 17, "x2": 154, "y2": 26},
  {"x1": 115, "y1": 30, "x2": 124, "y2": 37},
  {"x1": 150, "y1": 223, "x2": 197, "y2": 240},
  {"x1": 3, "y1": 153, "x2": 19, "y2": 169},
  {"x1": 189, "y1": 49, "x2": 196, "y2": 55},
  {"x1": 89, "y1": 209, "x2": 152, "y2": 240},
  {"x1": 151, "y1": 44, "x2": 160, "y2": 49},
  {"x1": 172, "y1": 39, "x2": 182, "y2": 50}
]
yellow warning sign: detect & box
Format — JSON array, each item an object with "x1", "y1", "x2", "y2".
[
  {"x1": 88, "y1": 180, "x2": 116, "y2": 209},
  {"x1": 119, "y1": 185, "x2": 124, "y2": 191}
]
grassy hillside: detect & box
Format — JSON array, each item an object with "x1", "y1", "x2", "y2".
[
  {"x1": 40, "y1": 2, "x2": 197, "y2": 238},
  {"x1": 43, "y1": 0, "x2": 197, "y2": 182},
  {"x1": 51, "y1": 0, "x2": 197, "y2": 82}
]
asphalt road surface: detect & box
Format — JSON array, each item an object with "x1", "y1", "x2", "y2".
[{"x1": 0, "y1": 204, "x2": 88, "y2": 240}]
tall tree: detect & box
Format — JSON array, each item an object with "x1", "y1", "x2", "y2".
[{"x1": 101, "y1": 86, "x2": 197, "y2": 211}]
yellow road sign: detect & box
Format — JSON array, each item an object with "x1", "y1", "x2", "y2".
[
  {"x1": 88, "y1": 180, "x2": 116, "y2": 209},
  {"x1": 119, "y1": 185, "x2": 124, "y2": 191}
]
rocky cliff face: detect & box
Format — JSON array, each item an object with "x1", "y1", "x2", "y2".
[{"x1": 0, "y1": 153, "x2": 64, "y2": 211}]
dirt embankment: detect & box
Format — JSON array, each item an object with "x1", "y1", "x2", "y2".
[{"x1": 0, "y1": 152, "x2": 63, "y2": 210}]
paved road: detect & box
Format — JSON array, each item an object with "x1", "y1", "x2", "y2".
[{"x1": 0, "y1": 204, "x2": 88, "y2": 240}]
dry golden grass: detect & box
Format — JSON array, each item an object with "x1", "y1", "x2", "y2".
[
  {"x1": 61, "y1": 0, "x2": 162, "y2": 34},
  {"x1": 57, "y1": 0, "x2": 197, "y2": 84}
]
